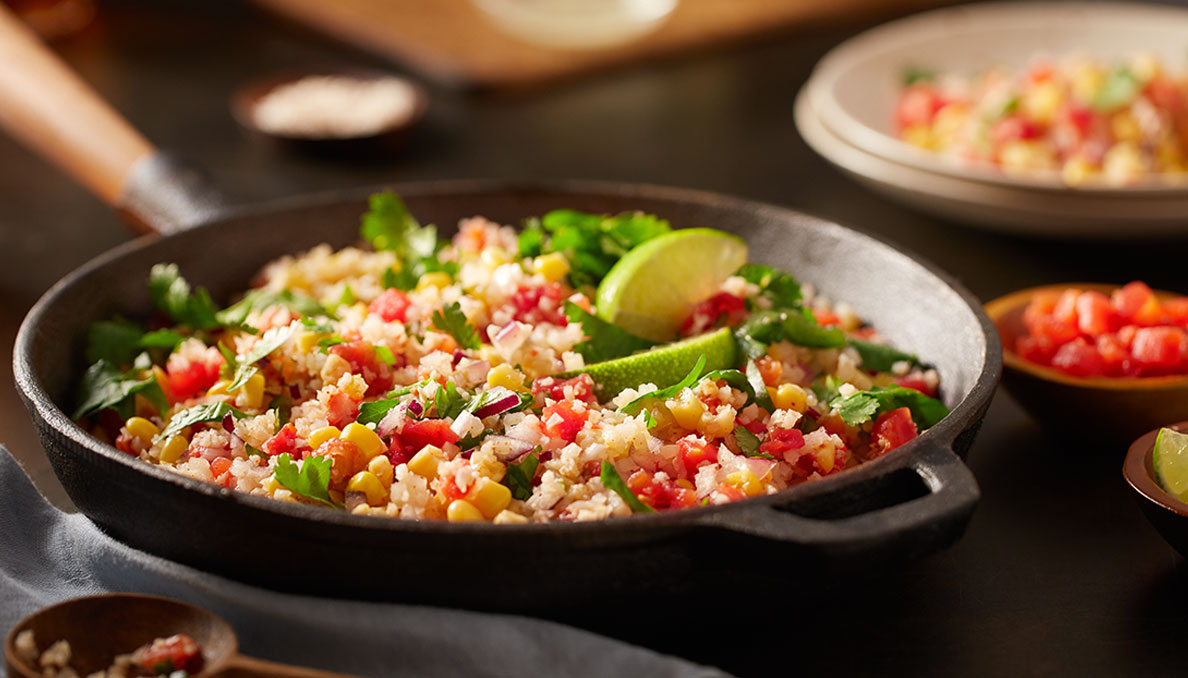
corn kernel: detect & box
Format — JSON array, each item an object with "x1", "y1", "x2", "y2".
[
  {"x1": 1061, "y1": 156, "x2": 1096, "y2": 186},
  {"x1": 125, "y1": 417, "x2": 160, "y2": 445},
  {"x1": 447, "y1": 499, "x2": 485, "y2": 522},
  {"x1": 667, "y1": 390, "x2": 706, "y2": 430},
  {"x1": 158, "y1": 434, "x2": 189, "y2": 464},
  {"x1": 1111, "y1": 111, "x2": 1141, "y2": 144},
  {"x1": 1071, "y1": 63, "x2": 1104, "y2": 104},
  {"x1": 901, "y1": 123, "x2": 932, "y2": 149},
  {"x1": 417, "y1": 272, "x2": 452, "y2": 291},
  {"x1": 407, "y1": 445, "x2": 444, "y2": 478},
  {"x1": 675, "y1": 478, "x2": 695, "y2": 490},
  {"x1": 1022, "y1": 80, "x2": 1063, "y2": 125},
  {"x1": 1129, "y1": 51, "x2": 1162, "y2": 82},
  {"x1": 930, "y1": 103, "x2": 968, "y2": 151},
  {"x1": 207, "y1": 380, "x2": 231, "y2": 397},
  {"x1": 487, "y1": 363, "x2": 528, "y2": 392},
  {"x1": 236, "y1": 372, "x2": 266, "y2": 409},
  {"x1": 493, "y1": 510, "x2": 529, "y2": 525},
  {"x1": 815, "y1": 445, "x2": 836, "y2": 474},
  {"x1": 724, "y1": 469, "x2": 763, "y2": 497},
  {"x1": 347, "y1": 471, "x2": 387, "y2": 506},
  {"x1": 296, "y1": 331, "x2": 320, "y2": 353},
  {"x1": 340, "y1": 422, "x2": 386, "y2": 460},
  {"x1": 308, "y1": 426, "x2": 341, "y2": 450},
  {"x1": 264, "y1": 475, "x2": 283, "y2": 494},
  {"x1": 770, "y1": 383, "x2": 808, "y2": 412},
  {"x1": 468, "y1": 478, "x2": 512, "y2": 518},
  {"x1": 1103, "y1": 142, "x2": 1146, "y2": 185},
  {"x1": 482, "y1": 248, "x2": 511, "y2": 267},
  {"x1": 999, "y1": 140, "x2": 1056, "y2": 174},
  {"x1": 368, "y1": 455, "x2": 394, "y2": 487},
  {"x1": 534, "y1": 252, "x2": 570, "y2": 283}
]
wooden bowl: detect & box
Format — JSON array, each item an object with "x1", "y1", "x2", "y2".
[
  {"x1": 1124, "y1": 422, "x2": 1188, "y2": 557},
  {"x1": 985, "y1": 283, "x2": 1188, "y2": 444}
]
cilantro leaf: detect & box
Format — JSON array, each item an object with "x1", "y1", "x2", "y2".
[
  {"x1": 903, "y1": 66, "x2": 936, "y2": 86},
  {"x1": 148, "y1": 264, "x2": 220, "y2": 329},
  {"x1": 737, "y1": 264, "x2": 802, "y2": 309},
  {"x1": 360, "y1": 191, "x2": 421, "y2": 252},
  {"x1": 138, "y1": 329, "x2": 185, "y2": 351},
  {"x1": 216, "y1": 288, "x2": 329, "y2": 326},
  {"x1": 360, "y1": 191, "x2": 456, "y2": 292},
  {"x1": 744, "y1": 359, "x2": 776, "y2": 412},
  {"x1": 464, "y1": 386, "x2": 534, "y2": 415},
  {"x1": 848, "y1": 338, "x2": 923, "y2": 373},
  {"x1": 268, "y1": 394, "x2": 292, "y2": 427},
  {"x1": 829, "y1": 386, "x2": 948, "y2": 429},
  {"x1": 374, "y1": 345, "x2": 397, "y2": 365},
  {"x1": 518, "y1": 222, "x2": 545, "y2": 258},
  {"x1": 431, "y1": 302, "x2": 481, "y2": 350},
  {"x1": 620, "y1": 354, "x2": 706, "y2": 415},
  {"x1": 273, "y1": 453, "x2": 338, "y2": 507},
  {"x1": 226, "y1": 324, "x2": 296, "y2": 392},
  {"x1": 159, "y1": 402, "x2": 243, "y2": 440},
  {"x1": 358, "y1": 398, "x2": 403, "y2": 425},
  {"x1": 733, "y1": 308, "x2": 845, "y2": 359},
  {"x1": 73, "y1": 359, "x2": 168, "y2": 420},
  {"x1": 733, "y1": 426, "x2": 774, "y2": 460},
  {"x1": 503, "y1": 451, "x2": 540, "y2": 501},
  {"x1": 782, "y1": 308, "x2": 846, "y2": 348},
  {"x1": 600, "y1": 461, "x2": 654, "y2": 513},
  {"x1": 1092, "y1": 66, "x2": 1140, "y2": 112},
  {"x1": 434, "y1": 381, "x2": 466, "y2": 420},
  {"x1": 564, "y1": 301, "x2": 657, "y2": 363},
  {"x1": 86, "y1": 318, "x2": 144, "y2": 366},
  {"x1": 536, "y1": 209, "x2": 671, "y2": 288}
]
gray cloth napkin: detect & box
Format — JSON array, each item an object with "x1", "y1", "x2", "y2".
[{"x1": 0, "y1": 447, "x2": 729, "y2": 678}]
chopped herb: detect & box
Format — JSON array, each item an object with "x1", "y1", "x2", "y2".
[
  {"x1": 85, "y1": 318, "x2": 145, "y2": 366},
  {"x1": 381, "y1": 267, "x2": 401, "y2": 290},
  {"x1": 431, "y1": 302, "x2": 481, "y2": 350},
  {"x1": 434, "y1": 381, "x2": 466, "y2": 420},
  {"x1": 733, "y1": 308, "x2": 845, "y2": 359},
  {"x1": 503, "y1": 450, "x2": 540, "y2": 501},
  {"x1": 830, "y1": 386, "x2": 948, "y2": 428},
  {"x1": 848, "y1": 338, "x2": 923, "y2": 372},
  {"x1": 358, "y1": 397, "x2": 403, "y2": 425},
  {"x1": 360, "y1": 191, "x2": 456, "y2": 292},
  {"x1": 148, "y1": 263, "x2": 220, "y2": 330},
  {"x1": 782, "y1": 308, "x2": 846, "y2": 348},
  {"x1": 517, "y1": 221, "x2": 545, "y2": 258},
  {"x1": 903, "y1": 66, "x2": 936, "y2": 86},
  {"x1": 138, "y1": 329, "x2": 185, "y2": 351},
  {"x1": 245, "y1": 443, "x2": 267, "y2": 458},
  {"x1": 300, "y1": 318, "x2": 336, "y2": 333},
  {"x1": 374, "y1": 345, "x2": 397, "y2": 365},
  {"x1": 812, "y1": 375, "x2": 844, "y2": 408},
  {"x1": 600, "y1": 461, "x2": 654, "y2": 513},
  {"x1": 458, "y1": 430, "x2": 492, "y2": 451},
  {"x1": 268, "y1": 394, "x2": 292, "y2": 427},
  {"x1": 737, "y1": 264, "x2": 802, "y2": 309},
  {"x1": 216, "y1": 288, "x2": 329, "y2": 326},
  {"x1": 226, "y1": 324, "x2": 297, "y2": 392},
  {"x1": 464, "y1": 386, "x2": 533, "y2": 415},
  {"x1": 360, "y1": 191, "x2": 421, "y2": 252},
  {"x1": 1092, "y1": 66, "x2": 1140, "y2": 112},
  {"x1": 159, "y1": 402, "x2": 243, "y2": 440},
  {"x1": 534, "y1": 209, "x2": 671, "y2": 288},
  {"x1": 620, "y1": 354, "x2": 707, "y2": 415},
  {"x1": 733, "y1": 426, "x2": 774, "y2": 460},
  {"x1": 73, "y1": 359, "x2": 168, "y2": 420},
  {"x1": 216, "y1": 343, "x2": 238, "y2": 380},
  {"x1": 273, "y1": 453, "x2": 338, "y2": 507},
  {"x1": 744, "y1": 359, "x2": 776, "y2": 412},
  {"x1": 641, "y1": 409, "x2": 658, "y2": 428},
  {"x1": 564, "y1": 301, "x2": 657, "y2": 363},
  {"x1": 317, "y1": 335, "x2": 346, "y2": 352}
]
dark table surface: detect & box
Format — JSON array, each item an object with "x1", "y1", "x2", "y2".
[{"x1": 4, "y1": 1, "x2": 1188, "y2": 676}]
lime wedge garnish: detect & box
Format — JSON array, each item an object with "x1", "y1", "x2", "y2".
[
  {"x1": 595, "y1": 228, "x2": 747, "y2": 342},
  {"x1": 565, "y1": 327, "x2": 738, "y2": 400},
  {"x1": 1154, "y1": 427, "x2": 1188, "y2": 501}
]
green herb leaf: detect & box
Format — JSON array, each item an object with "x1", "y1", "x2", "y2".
[
  {"x1": 518, "y1": 224, "x2": 545, "y2": 258},
  {"x1": 216, "y1": 288, "x2": 329, "y2": 326},
  {"x1": 434, "y1": 381, "x2": 466, "y2": 420},
  {"x1": 431, "y1": 302, "x2": 481, "y2": 350},
  {"x1": 317, "y1": 335, "x2": 346, "y2": 352},
  {"x1": 74, "y1": 360, "x2": 166, "y2": 420},
  {"x1": 600, "y1": 461, "x2": 654, "y2": 513},
  {"x1": 159, "y1": 402, "x2": 242, "y2": 440},
  {"x1": 733, "y1": 426, "x2": 774, "y2": 459},
  {"x1": 847, "y1": 338, "x2": 923, "y2": 373},
  {"x1": 737, "y1": 264, "x2": 802, "y2": 309},
  {"x1": 829, "y1": 386, "x2": 948, "y2": 428},
  {"x1": 338, "y1": 285, "x2": 356, "y2": 307},
  {"x1": 148, "y1": 263, "x2": 220, "y2": 330},
  {"x1": 86, "y1": 318, "x2": 144, "y2": 366},
  {"x1": 1092, "y1": 66, "x2": 1140, "y2": 112},
  {"x1": 464, "y1": 386, "x2": 534, "y2": 415},
  {"x1": 503, "y1": 451, "x2": 540, "y2": 501},
  {"x1": 620, "y1": 354, "x2": 706, "y2": 415},
  {"x1": 227, "y1": 324, "x2": 296, "y2": 392},
  {"x1": 744, "y1": 359, "x2": 776, "y2": 412},
  {"x1": 782, "y1": 308, "x2": 846, "y2": 348},
  {"x1": 360, "y1": 191, "x2": 421, "y2": 252},
  {"x1": 269, "y1": 394, "x2": 292, "y2": 427},
  {"x1": 374, "y1": 345, "x2": 397, "y2": 365},
  {"x1": 358, "y1": 398, "x2": 402, "y2": 425},
  {"x1": 273, "y1": 453, "x2": 338, "y2": 507},
  {"x1": 536, "y1": 209, "x2": 671, "y2": 288},
  {"x1": 564, "y1": 301, "x2": 657, "y2": 363},
  {"x1": 139, "y1": 329, "x2": 185, "y2": 351},
  {"x1": 903, "y1": 66, "x2": 936, "y2": 86}
]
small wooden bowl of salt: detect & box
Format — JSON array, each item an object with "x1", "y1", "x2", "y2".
[{"x1": 231, "y1": 70, "x2": 428, "y2": 156}]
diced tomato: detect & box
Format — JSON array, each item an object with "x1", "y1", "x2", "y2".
[
  {"x1": 755, "y1": 355, "x2": 783, "y2": 386},
  {"x1": 1050, "y1": 337, "x2": 1105, "y2": 377},
  {"x1": 114, "y1": 429, "x2": 139, "y2": 456},
  {"x1": 369, "y1": 288, "x2": 412, "y2": 323},
  {"x1": 400, "y1": 419, "x2": 460, "y2": 452},
  {"x1": 990, "y1": 115, "x2": 1042, "y2": 145},
  {"x1": 1132, "y1": 326, "x2": 1187, "y2": 373},
  {"x1": 870, "y1": 407, "x2": 918, "y2": 457},
  {"x1": 1051, "y1": 289, "x2": 1080, "y2": 326},
  {"x1": 678, "y1": 437, "x2": 719, "y2": 476},
  {"x1": 896, "y1": 84, "x2": 946, "y2": 131},
  {"x1": 262, "y1": 423, "x2": 305, "y2": 457},
  {"x1": 1164, "y1": 297, "x2": 1188, "y2": 325},
  {"x1": 1118, "y1": 324, "x2": 1139, "y2": 348},
  {"x1": 1075, "y1": 291, "x2": 1117, "y2": 335},
  {"x1": 680, "y1": 292, "x2": 748, "y2": 337},
  {"x1": 1095, "y1": 333, "x2": 1131, "y2": 377},
  {"x1": 812, "y1": 309, "x2": 841, "y2": 327},
  {"x1": 716, "y1": 482, "x2": 746, "y2": 502},
  {"x1": 509, "y1": 282, "x2": 568, "y2": 326},
  {"x1": 440, "y1": 476, "x2": 468, "y2": 503},
  {"x1": 541, "y1": 401, "x2": 589, "y2": 443},
  {"x1": 1028, "y1": 315, "x2": 1079, "y2": 345},
  {"x1": 532, "y1": 373, "x2": 597, "y2": 404},
  {"x1": 135, "y1": 634, "x2": 202, "y2": 675},
  {"x1": 894, "y1": 375, "x2": 937, "y2": 398},
  {"x1": 669, "y1": 487, "x2": 699, "y2": 509},
  {"x1": 1112, "y1": 281, "x2": 1158, "y2": 322},
  {"x1": 1022, "y1": 291, "x2": 1059, "y2": 335},
  {"x1": 742, "y1": 418, "x2": 767, "y2": 435},
  {"x1": 210, "y1": 456, "x2": 232, "y2": 479},
  {"x1": 626, "y1": 470, "x2": 688, "y2": 511},
  {"x1": 759, "y1": 427, "x2": 805, "y2": 459},
  {"x1": 329, "y1": 341, "x2": 395, "y2": 396},
  {"x1": 325, "y1": 391, "x2": 360, "y2": 428},
  {"x1": 387, "y1": 437, "x2": 410, "y2": 467},
  {"x1": 165, "y1": 352, "x2": 223, "y2": 401},
  {"x1": 312, "y1": 438, "x2": 363, "y2": 490},
  {"x1": 1017, "y1": 335, "x2": 1057, "y2": 366}
]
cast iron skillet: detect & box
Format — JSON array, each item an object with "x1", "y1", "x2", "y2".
[{"x1": 4, "y1": 7, "x2": 1001, "y2": 611}]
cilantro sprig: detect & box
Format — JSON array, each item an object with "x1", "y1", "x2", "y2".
[
  {"x1": 620, "y1": 355, "x2": 707, "y2": 416},
  {"x1": 829, "y1": 386, "x2": 948, "y2": 428},
  {"x1": 503, "y1": 451, "x2": 541, "y2": 501},
  {"x1": 564, "y1": 301, "x2": 656, "y2": 363},
  {"x1": 360, "y1": 192, "x2": 458, "y2": 291},
  {"x1": 148, "y1": 263, "x2": 220, "y2": 330},
  {"x1": 431, "y1": 302, "x2": 481, "y2": 350},
  {"x1": 273, "y1": 453, "x2": 339, "y2": 507},
  {"x1": 523, "y1": 209, "x2": 671, "y2": 288},
  {"x1": 600, "y1": 461, "x2": 654, "y2": 514},
  {"x1": 73, "y1": 356, "x2": 168, "y2": 420},
  {"x1": 159, "y1": 401, "x2": 244, "y2": 440}
]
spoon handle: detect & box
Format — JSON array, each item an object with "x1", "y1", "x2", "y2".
[{"x1": 217, "y1": 653, "x2": 361, "y2": 678}]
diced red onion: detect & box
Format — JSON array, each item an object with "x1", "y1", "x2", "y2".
[
  {"x1": 485, "y1": 435, "x2": 537, "y2": 462},
  {"x1": 490, "y1": 321, "x2": 531, "y2": 357},
  {"x1": 377, "y1": 404, "x2": 407, "y2": 438},
  {"x1": 452, "y1": 350, "x2": 465, "y2": 366},
  {"x1": 289, "y1": 384, "x2": 301, "y2": 398},
  {"x1": 743, "y1": 457, "x2": 777, "y2": 479},
  {"x1": 222, "y1": 413, "x2": 235, "y2": 433},
  {"x1": 407, "y1": 400, "x2": 424, "y2": 418},
  {"x1": 806, "y1": 407, "x2": 821, "y2": 419},
  {"x1": 473, "y1": 393, "x2": 523, "y2": 419},
  {"x1": 460, "y1": 359, "x2": 490, "y2": 385}
]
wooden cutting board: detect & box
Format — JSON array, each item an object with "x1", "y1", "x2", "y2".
[{"x1": 253, "y1": 0, "x2": 947, "y2": 90}]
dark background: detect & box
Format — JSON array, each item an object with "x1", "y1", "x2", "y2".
[{"x1": 3, "y1": 1, "x2": 1188, "y2": 675}]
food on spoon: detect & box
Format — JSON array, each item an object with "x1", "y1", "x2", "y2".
[
  {"x1": 14, "y1": 629, "x2": 202, "y2": 678},
  {"x1": 896, "y1": 53, "x2": 1188, "y2": 186},
  {"x1": 73, "y1": 193, "x2": 945, "y2": 523},
  {"x1": 1154, "y1": 427, "x2": 1188, "y2": 502},
  {"x1": 1015, "y1": 281, "x2": 1188, "y2": 377}
]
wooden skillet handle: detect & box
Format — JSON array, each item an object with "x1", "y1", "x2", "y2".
[
  {"x1": 217, "y1": 653, "x2": 362, "y2": 678},
  {"x1": 0, "y1": 5, "x2": 225, "y2": 234}
]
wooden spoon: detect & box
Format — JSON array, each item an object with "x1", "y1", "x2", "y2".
[{"x1": 4, "y1": 594, "x2": 359, "y2": 678}]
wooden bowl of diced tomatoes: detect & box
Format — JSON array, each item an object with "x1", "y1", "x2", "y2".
[{"x1": 986, "y1": 281, "x2": 1188, "y2": 443}]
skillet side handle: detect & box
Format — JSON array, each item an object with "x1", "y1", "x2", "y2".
[
  {"x1": 0, "y1": 6, "x2": 224, "y2": 234},
  {"x1": 697, "y1": 442, "x2": 979, "y2": 561}
]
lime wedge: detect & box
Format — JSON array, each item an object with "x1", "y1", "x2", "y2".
[
  {"x1": 563, "y1": 327, "x2": 737, "y2": 400},
  {"x1": 1154, "y1": 427, "x2": 1188, "y2": 501},
  {"x1": 595, "y1": 228, "x2": 747, "y2": 342}
]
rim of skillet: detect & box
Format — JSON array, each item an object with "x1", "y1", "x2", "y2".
[{"x1": 14, "y1": 178, "x2": 1002, "y2": 535}]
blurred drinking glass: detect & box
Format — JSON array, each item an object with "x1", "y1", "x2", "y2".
[
  {"x1": 471, "y1": 0, "x2": 679, "y2": 50},
  {"x1": 5, "y1": 0, "x2": 95, "y2": 39}
]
